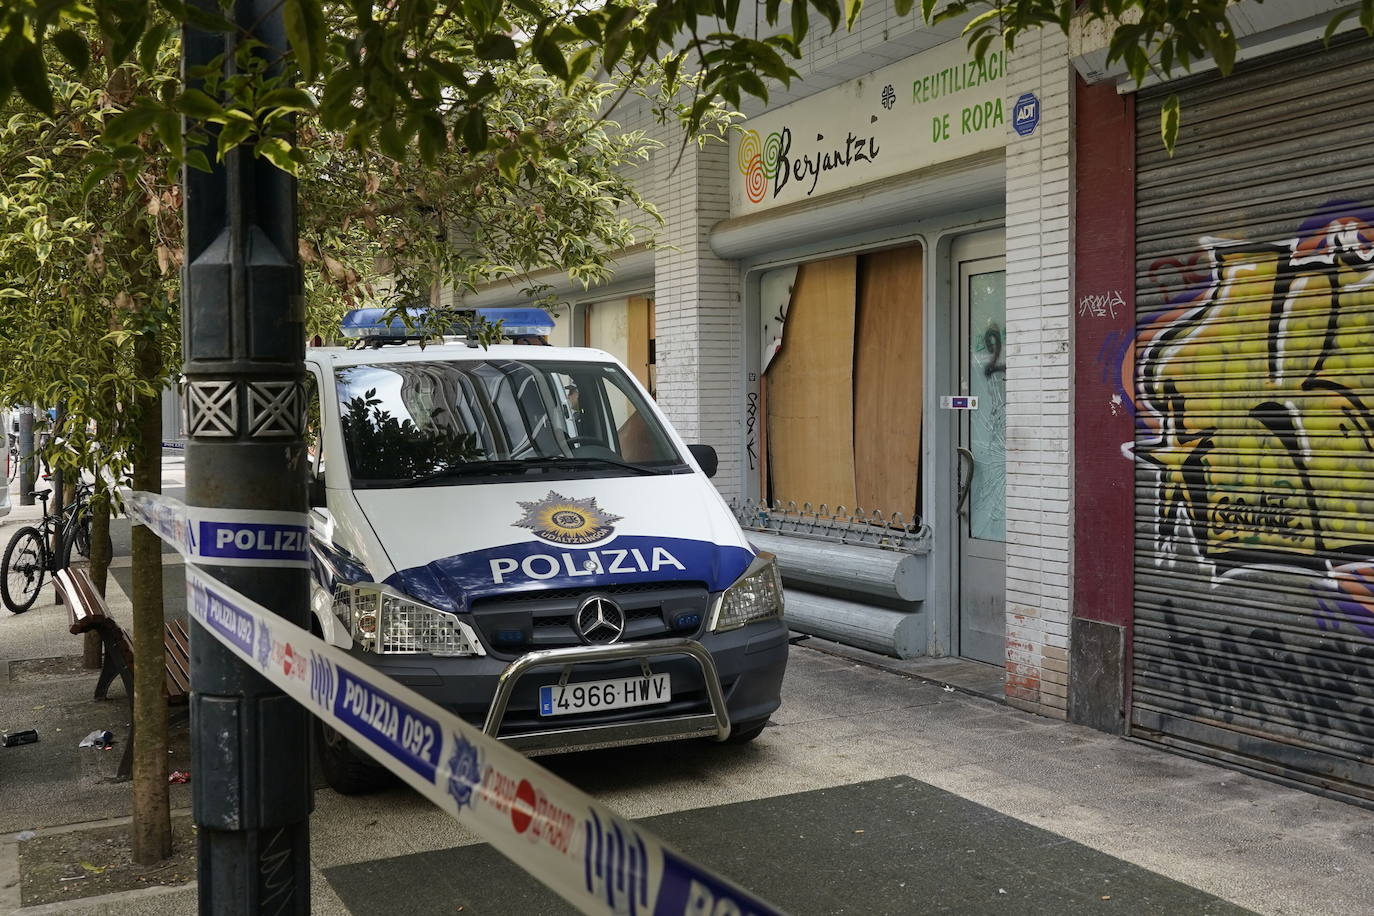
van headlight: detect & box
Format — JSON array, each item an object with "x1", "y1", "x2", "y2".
[
  {"x1": 333, "y1": 583, "x2": 485, "y2": 657},
  {"x1": 710, "y1": 553, "x2": 784, "y2": 632}
]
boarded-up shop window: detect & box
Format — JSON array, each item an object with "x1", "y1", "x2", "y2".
[
  {"x1": 584, "y1": 296, "x2": 656, "y2": 397},
  {"x1": 762, "y1": 244, "x2": 924, "y2": 521}
]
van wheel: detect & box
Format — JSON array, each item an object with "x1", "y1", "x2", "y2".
[
  {"x1": 315, "y1": 718, "x2": 394, "y2": 794},
  {"x1": 719, "y1": 718, "x2": 769, "y2": 745}
]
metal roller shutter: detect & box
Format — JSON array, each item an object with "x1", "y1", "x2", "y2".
[{"x1": 1132, "y1": 34, "x2": 1374, "y2": 804}]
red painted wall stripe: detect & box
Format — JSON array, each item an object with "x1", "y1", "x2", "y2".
[{"x1": 1073, "y1": 78, "x2": 1135, "y2": 639}]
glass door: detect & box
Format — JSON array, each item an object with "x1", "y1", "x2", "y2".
[{"x1": 957, "y1": 254, "x2": 1007, "y2": 666}]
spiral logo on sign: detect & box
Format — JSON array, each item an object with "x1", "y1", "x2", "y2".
[
  {"x1": 762, "y1": 131, "x2": 783, "y2": 179},
  {"x1": 736, "y1": 129, "x2": 767, "y2": 203}
]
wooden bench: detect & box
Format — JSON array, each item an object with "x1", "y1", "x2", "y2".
[{"x1": 54, "y1": 566, "x2": 191, "y2": 781}]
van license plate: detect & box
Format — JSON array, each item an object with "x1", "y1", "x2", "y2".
[{"x1": 539, "y1": 673, "x2": 671, "y2": 717}]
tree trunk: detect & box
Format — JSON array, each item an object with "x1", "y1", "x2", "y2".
[
  {"x1": 84, "y1": 492, "x2": 113, "y2": 669},
  {"x1": 130, "y1": 330, "x2": 171, "y2": 864}
]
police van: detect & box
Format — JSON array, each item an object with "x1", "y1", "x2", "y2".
[{"x1": 305, "y1": 309, "x2": 787, "y2": 792}]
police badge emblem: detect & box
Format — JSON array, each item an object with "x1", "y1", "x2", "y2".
[
  {"x1": 446, "y1": 734, "x2": 481, "y2": 810},
  {"x1": 256, "y1": 623, "x2": 272, "y2": 669},
  {"x1": 513, "y1": 491, "x2": 622, "y2": 546}
]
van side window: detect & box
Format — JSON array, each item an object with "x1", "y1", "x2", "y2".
[{"x1": 304, "y1": 372, "x2": 325, "y2": 474}]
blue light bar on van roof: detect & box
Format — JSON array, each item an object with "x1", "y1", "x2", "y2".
[
  {"x1": 339, "y1": 307, "x2": 429, "y2": 339},
  {"x1": 478, "y1": 308, "x2": 555, "y2": 337},
  {"x1": 338, "y1": 306, "x2": 555, "y2": 340}
]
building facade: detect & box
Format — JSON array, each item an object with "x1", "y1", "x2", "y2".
[{"x1": 463, "y1": 0, "x2": 1374, "y2": 805}]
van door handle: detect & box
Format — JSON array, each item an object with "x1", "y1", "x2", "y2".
[{"x1": 956, "y1": 447, "x2": 975, "y2": 518}]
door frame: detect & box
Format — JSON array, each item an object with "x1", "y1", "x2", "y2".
[{"x1": 949, "y1": 231, "x2": 1007, "y2": 663}]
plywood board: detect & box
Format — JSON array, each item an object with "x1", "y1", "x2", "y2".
[
  {"x1": 855, "y1": 245, "x2": 924, "y2": 522},
  {"x1": 627, "y1": 296, "x2": 652, "y2": 390},
  {"x1": 766, "y1": 256, "x2": 857, "y2": 509}
]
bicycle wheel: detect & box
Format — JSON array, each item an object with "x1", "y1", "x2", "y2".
[
  {"x1": 74, "y1": 515, "x2": 92, "y2": 559},
  {"x1": 2, "y1": 526, "x2": 47, "y2": 613}
]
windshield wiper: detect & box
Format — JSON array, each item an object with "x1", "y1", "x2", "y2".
[
  {"x1": 397, "y1": 460, "x2": 547, "y2": 486},
  {"x1": 550, "y1": 455, "x2": 676, "y2": 476}
]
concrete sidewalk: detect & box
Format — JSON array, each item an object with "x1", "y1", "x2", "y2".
[{"x1": 1, "y1": 452, "x2": 1373, "y2": 914}]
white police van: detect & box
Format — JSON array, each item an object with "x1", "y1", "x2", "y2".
[{"x1": 305, "y1": 309, "x2": 787, "y2": 792}]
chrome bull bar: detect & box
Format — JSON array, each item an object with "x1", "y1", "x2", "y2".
[{"x1": 482, "y1": 638, "x2": 732, "y2": 755}]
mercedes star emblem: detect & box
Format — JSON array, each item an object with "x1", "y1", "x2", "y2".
[{"x1": 574, "y1": 595, "x2": 626, "y2": 645}]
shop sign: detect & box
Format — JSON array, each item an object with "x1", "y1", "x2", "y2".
[{"x1": 729, "y1": 37, "x2": 1007, "y2": 215}]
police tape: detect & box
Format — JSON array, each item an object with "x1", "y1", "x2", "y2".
[
  {"x1": 127, "y1": 491, "x2": 785, "y2": 916},
  {"x1": 129, "y1": 491, "x2": 310, "y2": 569}
]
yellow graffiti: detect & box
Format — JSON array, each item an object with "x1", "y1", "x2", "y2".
[{"x1": 1141, "y1": 229, "x2": 1374, "y2": 561}]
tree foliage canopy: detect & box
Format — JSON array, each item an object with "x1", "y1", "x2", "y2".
[
  {"x1": 0, "y1": 22, "x2": 721, "y2": 485},
  {"x1": 1, "y1": 0, "x2": 1370, "y2": 165}
]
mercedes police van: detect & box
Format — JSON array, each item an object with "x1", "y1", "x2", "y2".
[{"x1": 306, "y1": 309, "x2": 787, "y2": 792}]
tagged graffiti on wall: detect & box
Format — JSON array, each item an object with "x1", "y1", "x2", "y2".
[
  {"x1": 1134, "y1": 202, "x2": 1374, "y2": 775},
  {"x1": 1137, "y1": 200, "x2": 1374, "y2": 637}
]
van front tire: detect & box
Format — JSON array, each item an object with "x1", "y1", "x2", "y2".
[
  {"x1": 316, "y1": 719, "x2": 394, "y2": 795},
  {"x1": 719, "y1": 718, "x2": 769, "y2": 745}
]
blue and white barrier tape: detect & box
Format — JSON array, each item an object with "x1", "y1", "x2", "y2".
[
  {"x1": 128, "y1": 492, "x2": 310, "y2": 569},
  {"x1": 129, "y1": 491, "x2": 785, "y2": 916}
]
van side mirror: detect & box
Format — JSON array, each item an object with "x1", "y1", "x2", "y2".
[
  {"x1": 308, "y1": 473, "x2": 327, "y2": 508},
  {"x1": 688, "y1": 444, "x2": 718, "y2": 478}
]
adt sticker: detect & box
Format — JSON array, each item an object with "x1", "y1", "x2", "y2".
[{"x1": 1013, "y1": 92, "x2": 1040, "y2": 137}]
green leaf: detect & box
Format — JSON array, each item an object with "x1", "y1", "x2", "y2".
[
  {"x1": 12, "y1": 40, "x2": 54, "y2": 113},
  {"x1": 424, "y1": 57, "x2": 470, "y2": 87},
  {"x1": 475, "y1": 34, "x2": 518, "y2": 61},
  {"x1": 791, "y1": 1, "x2": 809, "y2": 42},
  {"x1": 182, "y1": 4, "x2": 236, "y2": 33},
  {"x1": 79, "y1": 161, "x2": 118, "y2": 198},
  {"x1": 893, "y1": 0, "x2": 914, "y2": 14},
  {"x1": 1160, "y1": 93, "x2": 1180, "y2": 156},
  {"x1": 257, "y1": 87, "x2": 316, "y2": 114},
  {"x1": 258, "y1": 137, "x2": 299, "y2": 175},
  {"x1": 495, "y1": 147, "x2": 520, "y2": 182},
  {"x1": 463, "y1": 112, "x2": 489, "y2": 151},
  {"x1": 175, "y1": 88, "x2": 227, "y2": 122},
  {"x1": 532, "y1": 38, "x2": 569, "y2": 82},
  {"x1": 155, "y1": 110, "x2": 184, "y2": 162},
  {"x1": 1361, "y1": 0, "x2": 1373, "y2": 35},
  {"x1": 138, "y1": 23, "x2": 170, "y2": 74},
  {"x1": 963, "y1": 8, "x2": 1002, "y2": 34},
  {"x1": 417, "y1": 112, "x2": 446, "y2": 163},
  {"x1": 108, "y1": 14, "x2": 148, "y2": 66},
  {"x1": 1206, "y1": 28, "x2": 1236, "y2": 75},
  {"x1": 843, "y1": 0, "x2": 863, "y2": 29},
  {"x1": 284, "y1": 0, "x2": 327, "y2": 82},
  {"x1": 603, "y1": 31, "x2": 630, "y2": 72},
  {"x1": 102, "y1": 103, "x2": 160, "y2": 145},
  {"x1": 811, "y1": 0, "x2": 841, "y2": 29},
  {"x1": 572, "y1": 14, "x2": 602, "y2": 40},
  {"x1": 216, "y1": 117, "x2": 254, "y2": 160},
  {"x1": 469, "y1": 73, "x2": 498, "y2": 102},
  {"x1": 52, "y1": 30, "x2": 91, "y2": 75},
  {"x1": 1323, "y1": 8, "x2": 1354, "y2": 43},
  {"x1": 567, "y1": 47, "x2": 595, "y2": 81},
  {"x1": 738, "y1": 69, "x2": 768, "y2": 102},
  {"x1": 378, "y1": 120, "x2": 406, "y2": 159}
]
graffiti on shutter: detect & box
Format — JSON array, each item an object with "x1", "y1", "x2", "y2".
[{"x1": 1134, "y1": 199, "x2": 1374, "y2": 795}]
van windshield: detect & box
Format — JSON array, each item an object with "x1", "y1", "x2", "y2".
[{"x1": 334, "y1": 359, "x2": 688, "y2": 487}]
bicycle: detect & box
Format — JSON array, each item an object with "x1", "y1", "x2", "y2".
[{"x1": 2, "y1": 480, "x2": 93, "y2": 613}]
